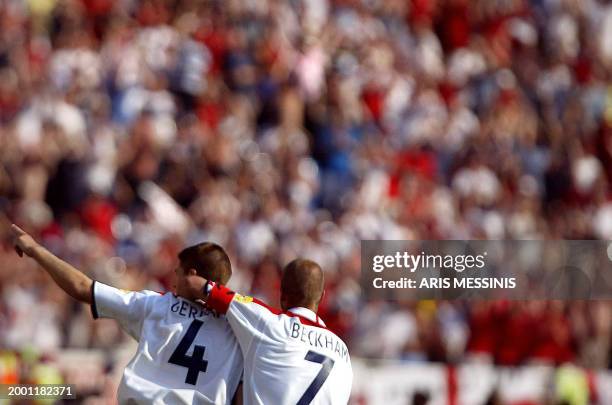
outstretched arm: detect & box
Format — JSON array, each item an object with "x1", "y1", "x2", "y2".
[{"x1": 11, "y1": 224, "x2": 93, "y2": 304}]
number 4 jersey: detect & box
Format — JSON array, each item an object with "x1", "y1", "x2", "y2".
[
  {"x1": 91, "y1": 281, "x2": 243, "y2": 405},
  {"x1": 204, "y1": 283, "x2": 353, "y2": 405}
]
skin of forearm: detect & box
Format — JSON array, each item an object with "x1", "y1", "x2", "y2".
[{"x1": 30, "y1": 245, "x2": 93, "y2": 304}]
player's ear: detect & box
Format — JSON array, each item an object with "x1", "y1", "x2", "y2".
[{"x1": 187, "y1": 268, "x2": 198, "y2": 276}]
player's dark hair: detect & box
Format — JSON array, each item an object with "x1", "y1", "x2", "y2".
[
  {"x1": 280, "y1": 258, "x2": 324, "y2": 311},
  {"x1": 178, "y1": 242, "x2": 232, "y2": 284}
]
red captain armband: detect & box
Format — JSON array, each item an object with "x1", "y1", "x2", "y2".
[{"x1": 204, "y1": 281, "x2": 236, "y2": 314}]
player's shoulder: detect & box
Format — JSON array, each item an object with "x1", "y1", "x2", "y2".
[
  {"x1": 142, "y1": 289, "x2": 167, "y2": 297},
  {"x1": 94, "y1": 282, "x2": 167, "y2": 301},
  {"x1": 129, "y1": 289, "x2": 170, "y2": 302},
  {"x1": 133, "y1": 289, "x2": 172, "y2": 308}
]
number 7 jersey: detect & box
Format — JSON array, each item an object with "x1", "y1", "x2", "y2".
[
  {"x1": 204, "y1": 283, "x2": 353, "y2": 405},
  {"x1": 91, "y1": 281, "x2": 243, "y2": 405}
]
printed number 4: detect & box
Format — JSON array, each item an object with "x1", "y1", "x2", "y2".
[
  {"x1": 168, "y1": 319, "x2": 208, "y2": 385},
  {"x1": 296, "y1": 351, "x2": 335, "y2": 405}
]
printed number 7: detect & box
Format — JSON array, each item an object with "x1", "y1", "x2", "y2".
[{"x1": 296, "y1": 351, "x2": 335, "y2": 405}]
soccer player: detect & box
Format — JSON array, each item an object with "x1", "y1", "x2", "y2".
[
  {"x1": 11, "y1": 224, "x2": 243, "y2": 404},
  {"x1": 185, "y1": 258, "x2": 353, "y2": 405}
]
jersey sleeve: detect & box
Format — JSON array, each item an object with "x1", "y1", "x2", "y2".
[
  {"x1": 90, "y1": 281, "x2": 159, "y2": 340},
  {"x1": 205, "y1": 283, "x2": 280, "y2": 351}
]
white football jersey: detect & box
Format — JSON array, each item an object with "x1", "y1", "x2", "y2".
[
  {"x1": 91, "y1": 281, "x2": 243, "y2": 405},
  {"x1": 205, "y1": 283, "x2": 353, "y2": 405}
]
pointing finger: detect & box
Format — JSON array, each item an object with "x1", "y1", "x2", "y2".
[{"x1": 11, "y1": 224, "x2": 26, "y2": 236}]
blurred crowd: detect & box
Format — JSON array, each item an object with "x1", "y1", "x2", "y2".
[{"x1": 1, "y1": 0, "x2": 612, "y2": 397}]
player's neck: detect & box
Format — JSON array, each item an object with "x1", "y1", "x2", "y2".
[
  {"x1": 281, "y1": 297, "x2": 318, "y2": 313},
  {"x1": 286, "y1": 304, "x2": 318, "y2": 314}
]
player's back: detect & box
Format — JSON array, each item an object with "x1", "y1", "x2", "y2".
[
  {"x1": 242, "y1": 307, "x2": 352, "y2": 405},
  {"x1": 92, "y1": 282, "x2": 243, "y2": 405},
  {"x1": 202, "y1": 281, "x2": 353, "y2": 404}
]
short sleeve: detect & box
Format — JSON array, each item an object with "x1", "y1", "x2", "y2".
[
  {"x1": 91, "y1": 281, "x2": 160, "y2": 340},
  {"x1": 226, "y1": 298, "x2": 280, "y2": 352},
  {"x1": 206, "y1": 283, "x2": 280, "y2": 351}
]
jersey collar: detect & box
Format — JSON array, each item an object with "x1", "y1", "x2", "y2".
[{"x1": 287, "y1": 307, "x2": 327, "y2": 327}]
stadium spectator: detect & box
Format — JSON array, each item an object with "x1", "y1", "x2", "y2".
[{"x1": 1, "y1": 0, "x2": 611, "y2": 401}]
